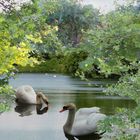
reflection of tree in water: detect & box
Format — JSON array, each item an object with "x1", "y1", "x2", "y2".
[
  {"x1": 15, "y1": 104, "x2": 48, "y2": 117},
  {"x1": 64, "y1": 132, "x2": 103, "y2": 140},
  {"x1": 74, "y1": 95, "x2": 136, "y2": 115}
]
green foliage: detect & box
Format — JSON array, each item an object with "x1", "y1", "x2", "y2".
[
  {"x1": 62, "y1": 51, "x2": 88, "y2": 74},
  {"x1": 98, "y1": 71, "x2": 140, "y2": 139},
  {"x1": 0, "y1": 0, "x2": 62, "y2": 112},
  {"x1": 31, "y1": 25, "x2": 62, "y2": 56},
  {"x1": 0, "y1": 2, "x2": 140, "y2": 140},
  {"x1": 79, "y1": 7, "x2": 140, "y2": 76},
  {"x1": 47, "y1": 0, "x2": 100, "y2": 46},
  {"x1": 18, "y1": 58, "x2": 65, "y2": 73},
  {"x1": 0, "y1": 104, "x2": 10, "y2": 112},
  {"x1": 0, "y1": 85, "x2": 14, "y2": 112},
  {"x1": 99, "y1": 107, "x2": 140, "y2": 140},
  {"x1": 77, "y1": 2, "x2": 140, "y2": 139},
  {"x1": 18, "y1": 51, "x2": 87, "y2": 75},
  {"x1": 106, "y1": 72, "x2": 140, "y2": 104},
  {"x1": 0, "y1": 0, "x2": 63, "y2": 76},
  {"x1": 0, "y1": 85, "x2": 14, "y2": 95},
  {"x1": 17, "y1": 0, "x2": 63, "y2": 57},
  {"x1": 0, "y1": 5, "x2": 37, "y2": 75}
]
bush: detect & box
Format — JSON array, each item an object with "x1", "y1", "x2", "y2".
[
  {"x1": 18, "y1": 51, "x2": 88, "y2": 75},
  {"x1": 98, "y1": 71, "x2": 140, "y2": 140}
]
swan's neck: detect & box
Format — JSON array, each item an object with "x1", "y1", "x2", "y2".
[
  {"x1": 64, "y1": 109, "x2": 76, "y2": 134},
  {"x1": 36, "y1": 94, "x2": 42, "y2": 104},
  {"x1": 36, "y1": 92, "x2": 48, "y2": 105},
  {"x1": 36, "y1": 98, "x2": 40, "y2": 104}
]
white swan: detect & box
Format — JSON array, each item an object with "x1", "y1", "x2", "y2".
[
  {"x1": 60, "y1": 103, "x2": 106, "y2": 136},
  {"x1": 15, "y1": 85, "x2": 48, "y2": 105}
]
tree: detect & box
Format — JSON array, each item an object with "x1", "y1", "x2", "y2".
[
  {"x1": 47, "y1": 0, "x2": 100, "y2": 46},
  {"x1": 0, "y1": 0, "x2": 61, "y2": 111},
  {"x1": 0, "y1": 0, "x2": 61, "y2": 75},
  {"x1": 79, "y1": 7, "x2": 140, "y2": 76}
]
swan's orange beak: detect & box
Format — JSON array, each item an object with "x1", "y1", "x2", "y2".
[{"x1": 59, "y1": 109, "x2": 65, "y2": 113}]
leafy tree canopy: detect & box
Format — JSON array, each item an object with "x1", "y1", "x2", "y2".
[
  {"x1": 46, "y1": 0, "x2": 100, "y2": 46},
  {"x1": 0, "y1": 0, "x2": 61, "y2": 75},
  {"x1": 79, "y1": 5, "x2": 140, "y2": 76}
]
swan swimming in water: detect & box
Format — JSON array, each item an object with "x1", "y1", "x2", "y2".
[
  {"x1": 15, "y1": 85, "x2": 48, "y2": 105},
  {"x1": 60, "y1": 103, "x2": 106, "y2": 136}
]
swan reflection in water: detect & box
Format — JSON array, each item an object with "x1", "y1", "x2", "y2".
[
  {"x1": 64, "y1": 132, "x2": 104, "y2": 140},
  {"x1": 15, "y1": 104, "x2": 48, "y2": 117}
]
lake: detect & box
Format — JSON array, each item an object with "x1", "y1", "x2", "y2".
[{"x1": 0, "y1": 73, "x2": 136, "y2": 140}]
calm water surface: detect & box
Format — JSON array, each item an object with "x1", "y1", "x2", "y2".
[{"x1": 0, "y1": 73, "x2": 136, "y2": 140}]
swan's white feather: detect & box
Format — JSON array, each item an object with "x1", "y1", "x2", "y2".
[
  {"x1": 74, "y1": 107, "x2": 100, "y2": 122},
  {"x1": 16, "y1": 85, "x2": 36, "y2": 104},
  {"x1": 70, "y1": 108, "x2": 106, "y2": 136}
]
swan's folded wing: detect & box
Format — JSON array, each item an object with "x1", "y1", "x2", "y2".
[
  {"x1": 74, "y1": 113, "x2": 106, "y2": 135},
  {"x1": 71, "y1": 119, "x2": 92, "y2": 136},
  {"x1": 75, "y1": 107, "x2": 100, "y2": 121},
  {"x1": 86, "y1": 113, "x2": 106, "y2": 129},
  {"x1": 76, "y1": 107, "x2": 100, "y2": 115},
  {"x1": 72, "y1": 115, "x2": 103, "y2": 136}
]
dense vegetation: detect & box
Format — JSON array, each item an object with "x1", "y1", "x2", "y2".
[{"x1": 0, "y1": 0, "x2": 140, "y2": 139}]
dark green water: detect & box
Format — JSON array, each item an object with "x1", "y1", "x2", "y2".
[{"x1": 0, "y1": 73, "x2": 136, "y2": 140}]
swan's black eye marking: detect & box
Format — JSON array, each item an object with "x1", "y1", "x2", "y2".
[{"x1": 63, "y1": 106, "x2": 68, "y2": 110}]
